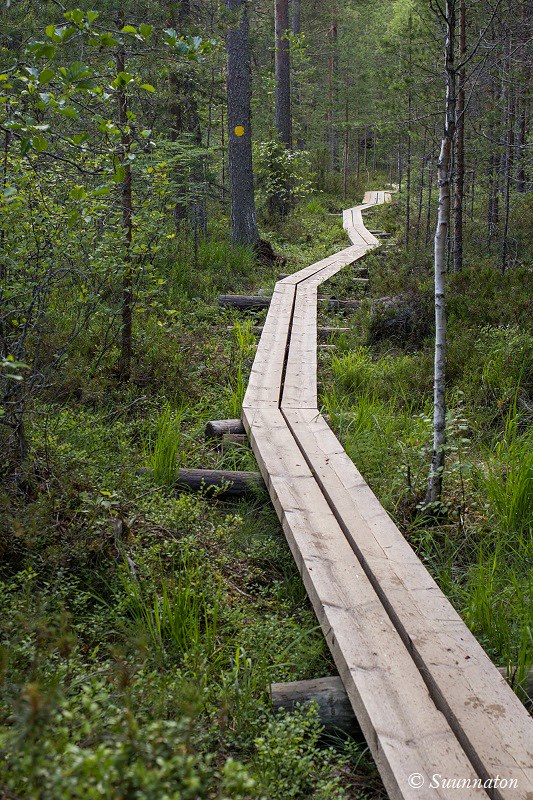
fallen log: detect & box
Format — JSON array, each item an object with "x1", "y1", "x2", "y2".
[
  {"x1": 220, "y1": 295, "x2": 361, "y2": 313},
  {"x1": 219, "y1": 295, "x2": 270, "y2": 311},
  {"x1": 176, "y1": 468, "x2": 263, "y2": 499},
  {"x1": 320, "y1": 298, "x2": 360, "y2": 311},
  {"x1": 226, "y1": 325, "x2": 351, "y2": 338},
  {"x1": 271, "y1": 669, "x2": 533, "y2": 735},
  {"x1": 271, "y1": 676, "x2": 362, "y2": 738},
  {"x1": 221, "y1": 433, "x2": 248, "y2": 450},
  {"x1": 205, "y1": 419, "x2": 246, "y2": 440}
]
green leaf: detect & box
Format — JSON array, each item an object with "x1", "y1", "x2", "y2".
[
  {"x1": 139, "y1": 24, "x2": 153, "y2": 38},
  {"x1": 87, "y1": 10, "x2": 99, "y2": 23},
  {"x1": 113, "y1": 164, "x2": 126, "y2": 183},
  {"x1": 121, "y1": 25, "x2": 137, "y2": 34},
  {"x1": 140, "y1": 83, "x2": 155, "y2": 92},
  {"x1": 93, "y1": 183, "x2": 111, "y2": 197},
  {"x1": 20, "y1": 139, "x2": 31, "y2": 156},
  {"x1": 112, "y1": 72, "x2": 133, "y2": 88},
  {"x1": 32, "y1": 136, "x2": 49, "y2": 152},
  {"x1": 69, "y1": 185, "x2": 87, "y2": 200},
  {"x1": 71, "y1": 133, "x2": 89, "y2": 145},
  {"x1": 38, "y1": 68, "x2": 55, "y2": 85},
  {"x1": 58, "y1": 105, "x2": 79, "y2": 119}
]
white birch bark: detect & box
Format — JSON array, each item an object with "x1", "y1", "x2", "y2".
[{"x1": 426, "y1": 0, "x2": 456, "y2": 505}]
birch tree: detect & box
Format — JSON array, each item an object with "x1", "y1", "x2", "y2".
[{"x1": 426, "y1": 0, "x2": 456, "y2": 505}]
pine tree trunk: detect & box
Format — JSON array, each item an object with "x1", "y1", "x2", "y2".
[
  {"x1": 275, "y1": 0, "x2": 291, "y2": 146},
  {"x1": 405, "y1": 102, "x2": 411, "y2": 250},
  {"x1": 291, "y1": 0, "x2": 300, "y2": 36},
  {"x1": 501, "y1": 44, "x2": 514, "y2": 274},
  {"x1": 117, "y1": 45, "x2": 133, "y2": 383},
  {"x1": 425, "y1": 158, "x2": 433, "y2": 248},
  {"x1": 226, "y1": 0, "x2": 259, "y2": 246},
  {"x1": 453, "y1": 0, "x2": 466, "y2": 271},
  {"x1": 327, "y1": 21, "x2": 339, "y2": 171},
  {"x1": 414, "y1": 127, "x2": 427, "y2": 254},
  {"x1": 426, "y1": 0, "x2": 456, "y2": 506},
  {"x1": 405, "y1": 14, "x2": 412, "y2": 251}
]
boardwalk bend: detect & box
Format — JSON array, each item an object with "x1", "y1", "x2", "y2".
[{"x1": 241, "y1": 192, "x2": 533, "y2": 800}]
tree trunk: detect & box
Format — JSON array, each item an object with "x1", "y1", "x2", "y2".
[
  {"x1": 226, "y1": 0, "x2": 259, "y2": 246},
  {"x1": 405, "y1": 98, "x2": 411, "y2": 250},
  {"x1": 117, "y1": 45, "x2": 133, "y2": 383},
  {"x1": 414, "y1": 127, "x2": 427, "y2": 254},
  {"x1": 275, "y1": 0, "x2": 291, "y2": 146},
  {"x1": 327, "y1": 20, "x2": 339, "y2": 171},
  {"x1": 343, "y1": 72, "x2": 349, "y2": 199},
  {"x1": 425, "y1": 158, "x2": 434, "y2": 248},
  {"x1": 501, "y1": 46, "x2": 514, "y2": 274},
  {"x1": 453, "y1": 0, "x2": 466, "y2": 271},
  {"x1": 291, "y1": 0, "x2": 300, "y2": 36},
  {"x1": 426, "y1": 0, "x2": 456, "y2": 506},
  {"x1": 397, "y1": 135, "x2": 402, "y2": 191}
]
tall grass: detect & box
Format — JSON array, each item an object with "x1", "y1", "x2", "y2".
[
  {"x1": 120, "y1": 548, "x2": 221, "y2": 664},
  {"x1": 476, "y1": 412, "x2": 532, "y2": 540},
  {"x1": 322, "y1": 336, "x2": 533, "y2": 686},
  {"x1": 148, "y1": 404, "x2": 185, "y2": 487},
  {"x1": 225, "y1": 321, "x2": 257, "y2": 416}
]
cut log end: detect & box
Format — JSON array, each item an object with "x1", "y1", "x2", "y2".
[
  {"x1": 270, "y1": 676, "x2": 363, "y2": 739},
  {"x1": 205, "y1": 419, "x2": 246, "y2": 440}
]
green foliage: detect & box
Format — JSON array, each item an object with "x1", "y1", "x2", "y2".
[
  {"x1": 119, "y1": 547, "x2": 221, "y2": 664},
  {"x1": 253, "y1": 139, "x2": 313, "y2": 216},
  {"x1": 148, "y1": 405, "x2": 185, "y2": 487},
  {"x1": 254, "y1": 706, "x2": 347, "y2": 799},
  {"x1": 476, "y1": 412, "x2": 533, "y2": 539}
]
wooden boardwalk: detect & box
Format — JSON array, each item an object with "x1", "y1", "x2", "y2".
[{"x1": 242, "y1": 192, "x2": 533, "y2": 800}]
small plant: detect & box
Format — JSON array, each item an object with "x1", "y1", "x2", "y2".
[
  {"x1": 225, "y1": 321, "x2": 257, "y2": 417},
  {"x1": 120, "y1": 548, "x2": 221, "y2": 665},
  {"x1": 148, "y1": 404, "x2": 185, "y2": 488}
]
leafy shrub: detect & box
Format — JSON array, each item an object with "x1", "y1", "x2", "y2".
[
  {"x1": 254, "y1": 706, "x2": 347, "y2": 799},
  {"x1": 254, "y1": 139, "x2": 313, "y2": 217}
]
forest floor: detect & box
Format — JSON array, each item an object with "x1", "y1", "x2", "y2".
[{"x1": 1, "y1": 184, "x2": 531, "y2": 799}]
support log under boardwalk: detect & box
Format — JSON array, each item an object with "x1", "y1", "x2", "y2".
[
  {"x1": 176, "y1": 468, "x2": 263, "y2": 498},
  {"x1": 205, "y1": 419, "x2": 246, "y2": 440},
  {"x1": 271, "y1": 676, "x2": 362, "y2": 739},
  {"x1": 220, "y1": 295, "x2": 361, "y2": 312},
  {"x1": 271, "y1": 671, "x2": 533, "y2": 736}
]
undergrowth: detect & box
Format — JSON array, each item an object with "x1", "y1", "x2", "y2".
[
  {"x1": 320, "y1": 200, "x2": 533, "y2": 695},
  {"x1": 0, "y1": 194, "x2": 386, "y2": 799}
]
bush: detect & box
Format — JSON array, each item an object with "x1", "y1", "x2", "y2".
[{"x1": 254, "y1": 139, "x2": 313, "y2": 217}]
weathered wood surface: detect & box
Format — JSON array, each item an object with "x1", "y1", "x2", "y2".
[
  {"x1": 219, "y1": 294, "x2": 271, "y2": 310},
  {"x1": 205, "y1": 419, "x2": 246, "y2": 439},
  {"x1": 176, "y1": 468, "x2": 263, "y2": 498},
  {"x1": 271, "y1": 676, "x2": 363, "y2": 738},
  {"x1": 239, "y1": 191, "x2": 533, "y2": 800}
]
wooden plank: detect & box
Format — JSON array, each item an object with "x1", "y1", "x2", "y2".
[
  {"x1": 282, "y1": 285, "x2": 318, "y2": 409},
  {"x1": 243, "y1": 408, "x2": 485, "y2": 800},
  {"x1": 242, "y1": 284, "x2": 294, "y2": 409},
  {"x1": 282, "y1": 408, "x2": 533, "y2": 799}
]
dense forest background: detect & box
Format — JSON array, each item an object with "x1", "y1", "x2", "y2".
[{"x1": 0, "y1": 0, "x2": 531, "y2": 797}]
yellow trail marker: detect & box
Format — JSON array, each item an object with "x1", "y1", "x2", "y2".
[{"x1": 234, "y1": 125, "x2": 245, "y2": 137}]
